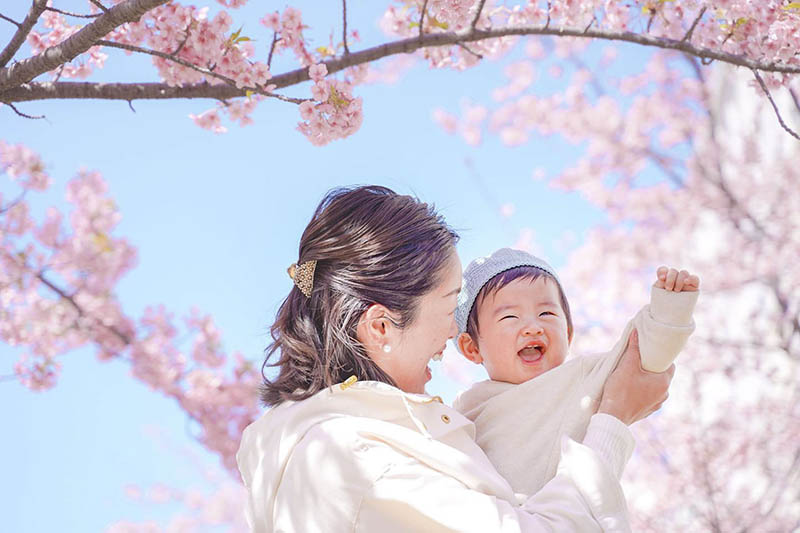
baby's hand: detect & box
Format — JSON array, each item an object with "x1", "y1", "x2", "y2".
[{"x1": 655, "y1": 266, "x2": 700, "y2": 292}]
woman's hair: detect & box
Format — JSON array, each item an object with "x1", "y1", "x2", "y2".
[{"x1": 261, "y1": 185, "x2": 459, "y2": 406}]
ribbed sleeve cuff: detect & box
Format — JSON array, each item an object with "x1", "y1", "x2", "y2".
[
  {"x1": 582, "y1": 413, "x2": 635, "y2": 480},
  {"x1": 649, "y1": 286, "x2": 699, "y2": 326}
]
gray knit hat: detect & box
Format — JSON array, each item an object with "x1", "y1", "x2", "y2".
[{"x1": 455, "y1": 248, "x2": 561, "y2": 335}]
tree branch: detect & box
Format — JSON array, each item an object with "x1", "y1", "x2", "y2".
[
  {"x1": 0, "y1": 13, "x2": 21, "y2": 28},
  {"x1": 4, "y1": 24, "x2": 800, "y2": 103},
  {"x1": 0, "y1": 0, "x2": 49, "y2": 69},
  {"x1": 682, "y1": 7, "x2": 706, "y2": 43},
  {"x1": 36, "y1": 272, "x2": 132, "y2": 347},
  {"x1": 341, "y1": 0, "x2": 350, "y2": 55},
  {"x1": 418, "y1": 0, "x2": 429, "y2": 42},
  {"x1": 2, "y1": 101, "x2": 45, "y2": 119},
  {"x1": 471, "y1": 0, "x2": 488, "y2": 30},
  {"x1": 45, "y1": 6, "x2": 102, "y2": 19},
  {"x1": 752, "y1": 69, "x2": 800, "y2": 142},
  {"x1": 89, "y1": 0, "x2": 110, "y2": 14},
  {"x1": 0, "y1": 0, "x2": 170, "y2": 89}
]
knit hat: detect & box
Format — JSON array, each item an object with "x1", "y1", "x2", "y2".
[{"x1": 455, "y1": 248, "x2": 562, "y2": 335}]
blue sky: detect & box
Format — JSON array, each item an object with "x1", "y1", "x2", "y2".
[{"x1": 0, "y1": 2, "x2": 658, "y2": 530}]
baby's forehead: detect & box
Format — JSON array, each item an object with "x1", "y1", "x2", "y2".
[{"x1": 478, "y1": 275, "x2": 559, "y2": 309}]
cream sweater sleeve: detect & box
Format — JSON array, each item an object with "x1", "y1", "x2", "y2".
[{"x1": 635, "y1": 286, "x2": 699, "y2": 373}]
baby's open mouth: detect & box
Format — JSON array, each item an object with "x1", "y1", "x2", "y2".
[{"x1": 518, "y1": 343, "x2": 545, "y2": 364}]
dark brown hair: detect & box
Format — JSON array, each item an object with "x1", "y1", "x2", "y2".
[
  {"x1": 261, "y1": 185, "x2": 459, "y2": 406},
  {"x1": 465, "y1": 266, "x2": 573, "y2": 344}
]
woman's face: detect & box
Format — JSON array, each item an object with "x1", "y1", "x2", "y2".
[{"x1": 385, "y1": 250, "x2": 462, "y2": 394}]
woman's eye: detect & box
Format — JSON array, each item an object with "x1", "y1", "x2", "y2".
[
  {"x1": 540, "y1": 311, "x2": 555, "y2": 317},
  {"x1": 501, "y1": 315, "x2": 517, "y2": 321}
]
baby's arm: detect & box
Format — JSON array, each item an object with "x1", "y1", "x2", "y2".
[{"x1": 636, "y1": 266, "x2": 700, "y2": 373}]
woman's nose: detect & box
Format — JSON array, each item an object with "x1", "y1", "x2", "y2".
[{"x1": 448, "y1": 316, "x2": 458, "y2": 339}]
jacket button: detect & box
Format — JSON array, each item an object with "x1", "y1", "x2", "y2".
[{"x1": 441, "y1": 414, "x2": 451, "y2": 424}]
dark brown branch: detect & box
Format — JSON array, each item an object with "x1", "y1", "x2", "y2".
[
  {"x1": 682, "y1": 7, "x2": 706, "y2": 43},
  {"x1": 4, "y1": 24, "x2": 800, "y2": 104},
  {"x1": 97, "y1": 39, "x2": 305, "y2": 104},
  {"x1": 789, "y1": 87, "x2": 800, "y2": 115},
  {"x1": 45, "y1": 6, "x2": 101, "y2": 19},
  {"x1": 89, "y1": 0, "x2": 110, "y2": 14},
  {"x1": 471, "y1": 0, "x2": 488, "y2": 30},
  {"x1": 0, "y1": 0, "x2": 48, "y2": 69},
  {"x1": 0, "y1": 13, "x2": 21, "y2": 28},
  {"x1": 36, "y1": 272, "x2": 132, "y2": 346},
  {"x1": 2, "y1": 101, "x2": 45, "y2": 119},
  {"x1": 457, "y1": 42, "x2": 483, "y2": 60},
  {"x1": 97, "y1": 39, "x2": 229, "y2": 85},
  {"x1": 418, "y1": 0, "x2": 429, "y2": 42},
  {"x1": 0, "y1": 0, "x2": 170, "y2": 89},
  {"x1": 341, "y1": 0, "x2": 350, "y2": 55},
  {"x1": 267, "y1": 32, "x2": 278, "y2": 68},
  {"x1": 752, "y1": 69, "x2": 800, "y2": 141}
]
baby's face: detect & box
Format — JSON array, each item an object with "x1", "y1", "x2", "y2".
[{"x1": 474, "y1": 277, "x2": 570, "y2": 384}]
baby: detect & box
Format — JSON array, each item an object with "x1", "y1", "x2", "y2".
[{"x1": 452, "y1": 248, "x2": 699, "y2": 497}]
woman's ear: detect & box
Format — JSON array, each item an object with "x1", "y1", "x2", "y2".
[
  {"x1": 356, "y1": 303, "x2": 398, "y2": 359},
  {"x1": 457, "y1": 332, "x2": 483, "y2": 365}
]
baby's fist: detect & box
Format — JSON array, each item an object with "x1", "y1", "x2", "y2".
[{"x1": 655, "y1": 266, "x2": 700, "y2": 292}]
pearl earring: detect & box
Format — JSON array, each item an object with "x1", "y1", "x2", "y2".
[{"x1": 382, "y1": 344, "x2": 392, "y2": 353}]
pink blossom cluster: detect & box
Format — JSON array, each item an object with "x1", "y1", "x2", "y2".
[
  {"x1": 260, "y1": 7, "x2": 314, "y2": 67},
  {"x1": 296, "y1": 64, "x2": 364, "y2": 146},
  {"x1": 1, "y1": 144, "x2": 261, "y2": 471},
  {"x1": 0, "y1": 141, "x2": 51, "y2": 190},
  {"x1": 1, "y1": 147, "x2": 136, "y2": 391},
  {"x1": 27, "y1": 10, "x2": 107, "y2": 79}
]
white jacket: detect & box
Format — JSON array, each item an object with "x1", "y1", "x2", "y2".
[{"x1": 237, "y1": 379, "x2": 635, "y2": 532}]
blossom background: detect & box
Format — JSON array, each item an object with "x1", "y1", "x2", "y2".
[{"x1": 2, "y1": 1, "x2": 799, "y2": 531}]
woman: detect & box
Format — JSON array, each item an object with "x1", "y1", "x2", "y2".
[{"x1": 237, "y1": 186, "x2": 673, "y2": 532}]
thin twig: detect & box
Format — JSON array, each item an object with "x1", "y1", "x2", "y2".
[
  {"x1": 35, "y1": 272, "x2": 132, "y2": 346},
  {"x1": 682, "y1": 7, "x2": 706, "y2": 43},
  {"x1": 267, "y1": 32, "x2": 279, "y2": 68},
  {"x1": 583, "y1": 16, "x2": 596, "y2": 34},
  {"x1": 457, "y1": 42, "x2": 483, "y2": 60},
  {"x1": 789, "y1": 87, "x2": 800, "y2": 115},
  {"x1": 341, "y1": 0, "x2": 350, "y2": 55},
  {"x1": 0, "y1": 13, "x2": 21, "y2": 27},
  {"x1": 89, "y1": 0, "x2": 110, "y2": 14},
  {"x1": 419, "y1": 0, "x2": 429, "y2": 42},
  {"x1": 52, "y1": 63, "x2": 65, "y2": 83},
  {"x1": 0, "y1": 0, "x2": 48, "y2": 69},
  {"x1": 171, "y1": 23, "x2": 192, "y2": 56},
  {"x1": 98, "y1": 39, "x2": 225, "y2": 81},
  {"x1": 96, "y1": 39, "x2": 305, "y2": 104},
  {"x1": 471, "y1": 0, "x2": 488, "y2": 30},
  {"x1": 545, "y1": 1, "x2": 551, "y2": 29},
  {"x1": 45, "y1": 6, "x2": 101, "y2": 19},
  {"x1": 2, "y1": 101, "x2": 45, "y2": 119},
  {"x1": 752, "y1": 69, "x2": 800, "y2": 141},
  {"x1": 127, "y1": 99, "x2": 136, "y2": 113},
  {"x1": 0, "y1": 190, "x2": 27, "y2": 215}
]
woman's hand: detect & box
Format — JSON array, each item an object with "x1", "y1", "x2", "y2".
[{"x1": 598, "y1": 329, "x2": 674, "y2": 425}]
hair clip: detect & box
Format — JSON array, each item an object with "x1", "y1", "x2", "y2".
[{"x1": 287, "y1": 260, "x2": 317, "y2": 298}]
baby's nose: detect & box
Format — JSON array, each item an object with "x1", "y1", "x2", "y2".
[{"x1": 523, "y1": 322, "x2": 544, "y2": 336}]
